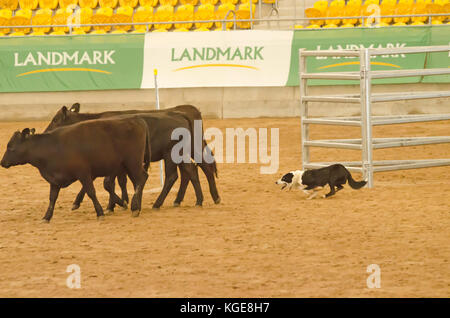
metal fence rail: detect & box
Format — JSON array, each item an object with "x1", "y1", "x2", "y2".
[{"x1": 298, "y1": 45, "x2": 450, "y2": 188}]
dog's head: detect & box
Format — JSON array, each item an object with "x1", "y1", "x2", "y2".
[{"x1": 275, "y1": 170, "x2": 305, "y2": 190}]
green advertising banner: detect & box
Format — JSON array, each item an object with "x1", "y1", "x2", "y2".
[
  {"x1": 423, "y1": 26, "x2": 450, "y2": 83},
  {"x1": 286, "y1": 25, "x2": 450, "y2": 86},
  {"x1": 0, "y1": 34, "x2": 145, "y2": 92}
]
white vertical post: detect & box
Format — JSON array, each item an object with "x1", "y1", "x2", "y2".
[
  {"x1": 359, "y1": 49, "x2": 374, "y2": 188},
  {"x1": 299, "y1": 49, "x2": 309, "y2": 170},
  {"x1": 154, "y1": 69, "x2": 164, "y2": 188}
]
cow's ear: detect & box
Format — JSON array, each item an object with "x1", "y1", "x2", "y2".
[
  {"x1": 70, "y1": 103, "x2": 80, "y2": 113},
  {"x1": 21, "y1": 128, "x2": 31, "y2": 138},
  {"x1": 30, "y1": 128, "x2": 36, "y2": 135},
  {"x1": 61, "y1": 106, "x2": 68, "y2": 119}
]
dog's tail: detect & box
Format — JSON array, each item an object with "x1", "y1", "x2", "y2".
[{"x1": 346, "y1": 169, "x2": 367, "y2": 189}]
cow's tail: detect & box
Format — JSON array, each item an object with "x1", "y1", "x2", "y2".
[
  {"x1": 346, "y1": 169, "x2": 366, "y2": 189},
  {"x1": 143, "y1": 126, "x2": 151, "y2": 172}
]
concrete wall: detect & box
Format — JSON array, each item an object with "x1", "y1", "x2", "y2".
[{"x1": 0, "y1": 83, "x2": 449, "y2": 121}]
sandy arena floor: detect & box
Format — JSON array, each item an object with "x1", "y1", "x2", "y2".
[{"x1": 0, "y1": 117, "x2": 449, "y2": 298}]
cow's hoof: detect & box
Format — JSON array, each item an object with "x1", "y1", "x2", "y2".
[
  {"x1": 214, "y1": 197, "x2": 221, "y2": 204},
  {"x1": 121, "y1": 202, "x2": 128, "y2": 210},
  {"x1": 97, "y1": 215, "x2": 105, "y2": 221},
  {"x1": 173, "y1": 202, "x2": 181, "y2": 207},
  {"x1": 195, "y1": 203, "x2": 203, "y2": 208},
  {"x1": 41, "y1": 219, "x2": 50, "y2": 224},
  {"x1": 131, "y1": 211, "x2": 140, "y2": 217},
  {"x1": 71, "y1": 204, "x2": 80, "y2": 211},
  {"x1": 152, "y1": 206, "x2": 160, "y2": 210},
  {"x1": 105, "y1": 209, "x2": 114, "y2": 215}
]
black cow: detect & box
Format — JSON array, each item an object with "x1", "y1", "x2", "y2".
[
  {"x1": 45, "y1": 103, "x2": 220, "y2": 210},
  {"x1": 1, "y1": 116, "x2": 150, "y2": 222}
]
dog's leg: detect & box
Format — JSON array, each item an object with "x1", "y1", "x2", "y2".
[{"x1": 324, "y1": 183, "x2": 336, "y2": 198}]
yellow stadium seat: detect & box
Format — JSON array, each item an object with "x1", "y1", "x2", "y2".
[
  {"x1": 394, "y1": 3, "x2": 411, "y2": 23},
  {"x1": 410, "y1": 21, "x2": 425, "y2": 25},
  {"x1": 180, "y1": 0, "x2": 197, "y2": 5},
  {"x1": 18, "y1": 0, "x2": 38, "y2": 10},
  {"x1": 73, "y1": 7, "x2": 93, "y2": 32},
  {"x1": 398, "y1": 0, "x2": 413, "y2": 5},
  {"x1": 159, "y1": 0, "x2": 176, "y2": 5},
  {"x1": 200, "y1": 0, "x2": 217, "y2": 4},
  {"x1": 306, "y1": 24, "x2": 320, "y2": 28},
  {"x1": 59, "y1": 0, "x2": 78, "y2": 8},
  {"x1": 416, "y1": 0, "x2": 432, "y2": 4},
  {"x1": 340, "y1": 23, "x2": 355, "y2": 27},
  {"x1": 119, "y1": 0, "x2": 137, "y2": 7},
  {"x1": 139, "y1": 0, "x2": 158, "y2": 6},
  {"x1": 0, "y1": 8, "x2": 12, "y2": 34},
  {"x1": 330, "y1": 0, "x2": 345, "y2": 7},
  {"x1": 375, "y1": 21, "x2": 389, "y2": 26},
  {"x1": 50, "y1": 29, "x2": 66, "y2": 35},
  {"x1": 411, "y1": 3, "x2": 427, "y2": 23},
  {"x1": 90, "y1": 29, "x2": 107, "y2": 34},
  {"x1": 0, "y1": 0, "x2": 18, "y2": 10},
  {"x1": 92, "y1": 6, "x2": 113, "y2": 31},
  {"x1": 133, "y1": 5, "x2": 153, "y2": 32},
  {"x1": 431, "y1": 20, "x2": 443, "y2": 24},
  {"x1": 194, "y1": 3, "x2": 214, "y2": 29},
  {"x1": 99, "y1": 0, "x2": 118, "y2": 8},
  {"x1": 215, "y1": 3, "x2": 235, "y2": 29},
  {"x1": 173, "y1": 27, "x2": 189, "y2": 31},
  {"x1": 380, "y1": 0, "x2": 396, "y2": 5},
  {"x1": 359, "y1": 0, "x2": 379, "y2": 24},
  {"x1": 154, "y1": 4, "x2": 173, "y2": 30},
  {"x1": 323, "y1": 23, "x2": 338, "y2": 28},
  {"x1": 79, "y1": 0, "x2": 98, "y2": 7},
  {"x1": 9, "y1": 31, "x2": 26, "y2": 36},
  {"x1": 111, "y1": 5, "x2": 132, "y2": 31},
  {"x1": 111, "y1": 29, "x2": 126, "y2": 33},
  {"x1": 445, "y1": 3, "x2": 450, "y2": 20},
  {"x1": 72, "y1": 28, "x2": 86, "y2": 34},
  {"x1": 305, "y1": 8, "x2": 325, "y2": 26},
  {"x1": 313, "y1": 0, "x2": 328, "y2": 14},
  {"x1": 10, "y1": 9, "x2": 32, "y2": 34},
  {"x1": 29, "y1": 30, "x2": 46, "y2": 35},
  {"x1": 393, "y1": 21, "x2": 407, "y2": 26},
  {"x1": 325, "y1": 6, "x2": 341, "y2": 25},
  {"x1": 32, "y1": 8, "x2": 52, "y2": 33},
  {"x1": 152, "y1": 28, "x2": 167, "y2": 32},
  {"x1": 220, "y1": 0, "x2": 237, "y2": 4},
  {"x1": 193, "y1": 26, "x2": 209, "y2": 31},
  {"x1": 39, "y1": 0, "x2": 58, "y2": 9},
  {"x1": 427, "y1": 3, "x2": 445, "y2": 22},
  {"x1": 380, "y1": 3, "x2": 394, "y2": 24},
  {"x1": 174, "y1": 4, "x2": 194, "y2": 29},
  {"x1": 52, "y1": 7, "x2": 72, "y2": 33},
  {"x1": 294, "y1": 24, "x2": 304, "y2": 29},
  {"x1": 236, "y1": 3, "x2": 256, "y2": 29},
  {"x1": 342, "y1": 2, "x2": 360, "y2": 25}
]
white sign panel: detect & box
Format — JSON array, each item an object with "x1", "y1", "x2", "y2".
[{"x1": 141, "y1": 30, "x2": 294, "y2": 88}]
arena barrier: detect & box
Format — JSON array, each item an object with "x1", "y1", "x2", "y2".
[{"x1": 298, "y1": 45, "x2": 450, "y2": 188}]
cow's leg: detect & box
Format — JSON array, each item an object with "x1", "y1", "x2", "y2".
[
  {"x1": 127, "y1": 168, "x2": 148, "y2": 217},
  {"x1": 173, "y1": 168, "x2": 189, "y2": 207},
  {"x1": 80, "y1": 177, "x2": 105, "y2": 220},
  {"x1": 72, "y1": 189, "x2": 85, "y2": 211},
  {"x1": 199, "y1": 143, "x2": 220, "y2": 204},
  {"x1": 181, "y1": 162, "x2": 203, "y2": 207},
  {"x1": 325, "y1": 183, "x2": 336, "y2": 198},
  {"x1": 153, "y1": 158, "x2": 178, "y2": 210},
  {"x1": 103, "y1": 176, "x2": 126, "y2": 213},
  {"x1": 117, "y1": 173, "x2": 129, "y2": 205},
  {"x1": 42, "y1": 184, "x2": 60, "y2": 223}
]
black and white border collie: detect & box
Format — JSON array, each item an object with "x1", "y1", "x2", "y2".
[{"x1": 276, "y1": 164, "x2": 367, "y2": 199}]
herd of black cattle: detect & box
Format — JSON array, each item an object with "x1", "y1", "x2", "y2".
[{"x1": 0, "y1": 104, "x2": 221, "y2": 222}]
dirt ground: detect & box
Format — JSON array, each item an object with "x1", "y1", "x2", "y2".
[{"x1": 0, "y1": 117, "x2": 449, "y2": 298}]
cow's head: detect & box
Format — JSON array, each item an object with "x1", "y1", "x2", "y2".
[
  {"x1": 1, "y1": 128, "x2": 35, "y2": 168},
  {"x1": 44, "y1": 103, "x2": 81, "y2": 132}
]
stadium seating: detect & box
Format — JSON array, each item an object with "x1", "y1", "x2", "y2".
[{"x1": 0, "y1": 0, "x2": 448, "y2": 37}]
